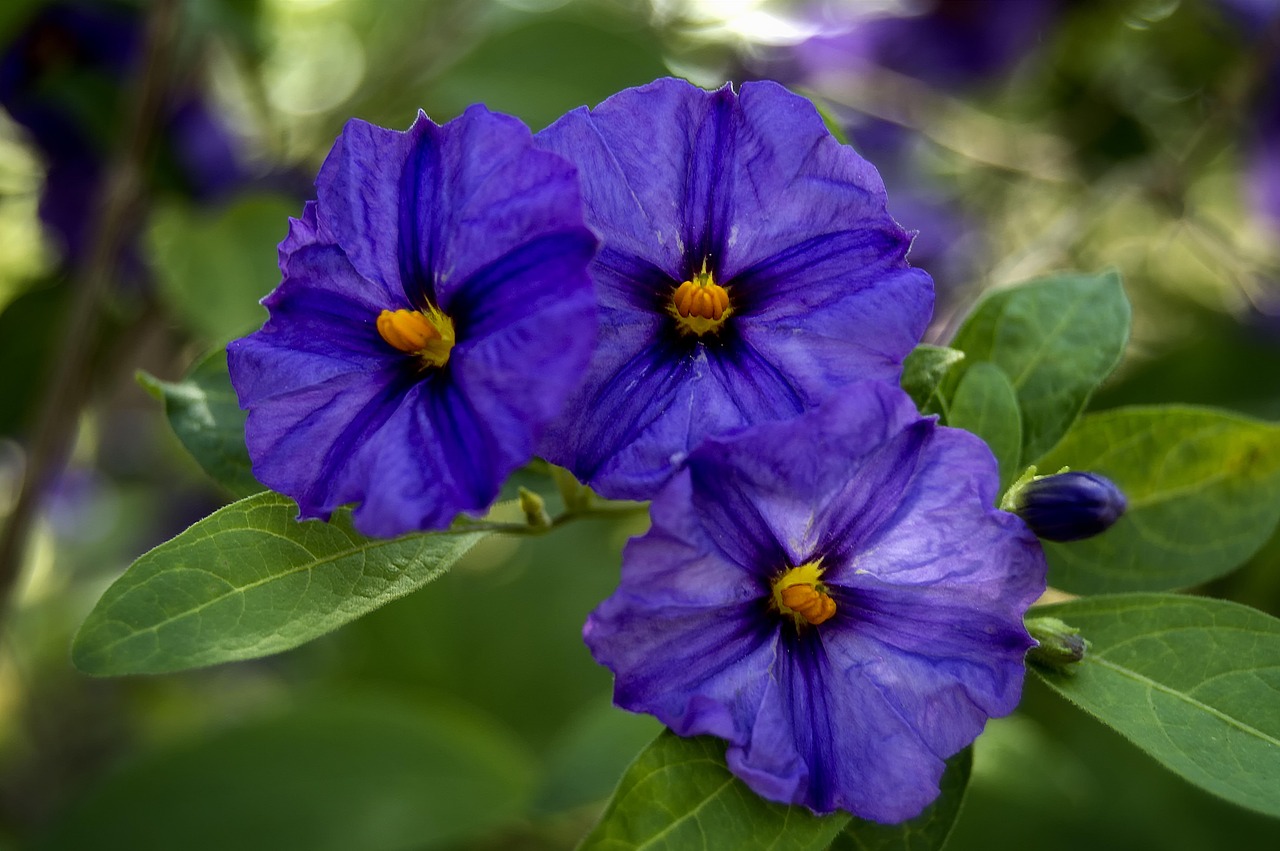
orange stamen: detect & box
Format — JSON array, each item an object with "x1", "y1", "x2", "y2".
[{"x1": 376, "y1": 306, "x2": 455, "y2": 368}]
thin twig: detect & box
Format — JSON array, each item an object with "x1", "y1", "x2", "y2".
[{"x1": 0, "y1": 0, "x2": 180, "y2": 625}]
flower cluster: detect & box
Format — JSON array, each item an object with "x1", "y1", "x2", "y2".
[{"x1": 229, "y1": 77, "x2": 1054, "y2": 822}]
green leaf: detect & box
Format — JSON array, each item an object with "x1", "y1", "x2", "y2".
[
  {"x1": 831, "y1": 748, "x2": 972, "y2": 851},
  {"x1": 947, "y1": 362, "x2": 1021, "y2": 490},
  {"x1": 900, "y1": 345, "x2": 965, "y2": 417},
  {"x1": 1032, "y1": 594, "x2": 1280, "y2": 818},
  {"x1": 137, "y1": 348, "x2": 259, "y2": 498},
  {"x1": 72, "y1": 491, "x2": 485, "y2": 675},
  {"x1": 580, "y1": 731, "x2": 849, "y2": 851},
  {"x1": 948, "y1": 270, "x2": 1130, "y2": 465},
  {"x1": 36, "y1": 693, "x2": 535, "y2": 851},
  {"x1": 1035, "y1": 406, "x2": 1280, "y2": 593},
  {"x1": 148, "y1": 194, "x2": 296, "y2": 342}
]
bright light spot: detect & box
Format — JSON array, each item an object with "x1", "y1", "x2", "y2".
[{"x1": 264, "y1": 20, "x2": 365, "y2": 116}]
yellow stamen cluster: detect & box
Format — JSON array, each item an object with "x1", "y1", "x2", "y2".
[
  {"x1": 669, "y1": 261, "x2": 732, "y2": 336},
  {"x1": 376, "y1": 305, "x2": 456, "y2": 368},
  {"x1": 771, "y1": 561, "x2": 837, "y2": 627}
]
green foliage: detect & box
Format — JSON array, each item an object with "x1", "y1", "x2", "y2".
[
  {"x1": 148, "y1": 194, "x2": 296, "y2": 342},
  {"x1": 0, "y1": 279, "x2": 66, "y2": 437},
  {"x1": 1036, "y1": 406, "x2": 1280, "y2": 593},
  {"x1": 580, "y1": 731, "x2": 849, "y2": 851},
  {"x1": 947, "y1": 271, "x2": 1130, "y2": 466},
  {"x1": 423, "y1": 14, "x2": 668, "y2": 131},
  {"x1": 900, "y1": 345, "x2": 964, "y2": 416},
  {"x1": 1032, "y1": 594, "x2": 1280, "y2": 818},
  {"x1": 947, "y1": 362, "x2": 1022, "y2": 490},
  {"x1": 831, "y1": 748, "x2": 972, "y2": 851},
  {"x1": 72, "y1": 492, "x2": 485, "y2": 675},
  {"x1": 137, "y1": 347, "x2": 258, "y2": 498},
  {"x1": 36, "y1": 693, "x2": 535, "y2": 851},
  {"x1": 534, "y1": 699, "x2": 663, "y2": 815}
]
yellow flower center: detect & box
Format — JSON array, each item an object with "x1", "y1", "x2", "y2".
[
  {"x1": 376, "y1": 305, "x2": 456, "y2": 369},
  {"x1": 669, "y1": 260, "x2": 731, "y2": 336},
  {"x1": 771, "y1": 561, "x2": 837, "y2": 627}
]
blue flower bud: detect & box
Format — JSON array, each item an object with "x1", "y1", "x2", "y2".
[{"x1": 1012, "y1": 472, "x2": 1127, "y2": 542}]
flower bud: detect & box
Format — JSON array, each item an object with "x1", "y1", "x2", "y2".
[
  {"x1": 1011, "y1": 471, "x2": 1127, "y2": 542},
  {"x1": 1026, "y1": 617, "x2": 1089, "y2": 671},
  {"x1": 518, "y1": 487, "x2": 552, "y2": 530}
]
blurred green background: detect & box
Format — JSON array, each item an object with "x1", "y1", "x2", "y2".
[{"x1": 0, "y1": 0, "x2": 1278, "y2": 848}]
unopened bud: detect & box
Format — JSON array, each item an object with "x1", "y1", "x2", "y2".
[
  {"x1": 1010, "y1": 471, "x2": 1127, "y2": 542},
  {"x1": 1026, "y1": 616, "x2": 1089, "y2": 671},
  {"x1": 518, "y1": 487, "x2": 552, "y2": 529}
]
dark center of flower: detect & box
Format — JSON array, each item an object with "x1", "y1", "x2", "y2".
[
  {"x1": 770, "y1": 561, "x2": 836, "y2": 627},
  {"x1": 669, "y1": 259, "x2": 731, "y2": 336},
  {"x1": 376, "y1": 306, "x2": 455, "y2": 368}
]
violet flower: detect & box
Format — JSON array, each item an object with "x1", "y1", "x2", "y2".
[
  {"x1": 228, "y1": 108, "x2": 597, "y2": 537},
  {"x1": 794, "y1": 0, "x2": 1063, "y2": 91},
  {"x1": 585, "y1": 382, "x2": 1045, "y2": 820},
  {"x1": 536, "y1": 78, "x2": 933, "y2": 499}
]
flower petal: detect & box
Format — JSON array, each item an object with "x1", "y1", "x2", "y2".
[
  {"x1": 423, "y1": 105, "x2": 597, "y2": 311},
  {"x1": 229, "y1": 243, "x2": 393, "y2": 408},
  {"x1": 314, "y1": 115, "x2": 429, "y2": 303}
]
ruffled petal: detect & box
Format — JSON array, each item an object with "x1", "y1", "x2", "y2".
[
  {"x1": 314, "y1": 115, "x2": 429, "y2": 303},
  {"x1": 716, "y1": 81, "x2": 902, "y2": 279},
  {"x1": 228, "y1": 243, "x2": 393, "y2": 407},
  {"x1": 239, "y1": 366, "x2": 418, "y2": 523},
  {"x1": 835, "y1": 425, "x2": 1045, "y2": 594},
  {"x1": 537, "y1": 78, "x2": 735, "y2": 279},
  {"x1": 425, "y1": 105, "x2": 597, "y2": 310},
  {"x1": 729, "y1": 628, "x2": 955, "y2": 821}
]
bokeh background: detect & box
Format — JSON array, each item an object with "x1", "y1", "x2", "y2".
[{"x1": 0, "y1": 0, "x2": 1278, "y2": 848}]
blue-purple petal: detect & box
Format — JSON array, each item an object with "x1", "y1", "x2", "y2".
[
  {"x1": 588, "y1": 383, "x2": 1045, "y2": 819},
  {"x1": 231, "y1": 107, "x2": 597, "y2": 536},
  {"x1": 536, "y1": 78, "x2": 933, "y2": 498}
]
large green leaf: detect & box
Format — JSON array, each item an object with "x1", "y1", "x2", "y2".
[
  {"x1": 1032, "y1": 594, "x2": 1280, "y2": 818},
  {"x1": 72, "y1": 492, "x2": 485, "y2": 675},
  {"x1": 580, "y1": 731, "x2": 849, "y2": 851},
  {"x1": 948, "y1": 271, "x2": 1130, "y2": 466},
  {"x1": 1035, "y1": 406, "x2": 1280, "y2": 593},
  {"x1": 36, "y1": 693, "x2": 535, "y2": 851},
  {"x1": 900, "y1": 345, "x2": 965, "y2": 417},
  {"x1": 831, "y1": 748, "x2": 972, "y2": 851},
  {"x1": 947, "y1": 362, "x2": 1021, "y2": 491},
  {"x1": 138, "y1": 347, "x2": 258, "y2": 498}
]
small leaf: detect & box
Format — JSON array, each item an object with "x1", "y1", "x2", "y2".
[
  {"x1": 1032, "y1": 593, "x2": 1280, "y2": 818},
  {"x1": 580, "y1": 731, "x2": 849, "y2": 851},
  {"x1": 900, "y1": 345, "x2": 965, "y2": 417},
  {"x1": 947, "y1": 362, "x2": 1021, "y2": 490},
  {"x1": 138, "y1": 347, "x2": 259, "y2": 498},
  {"x1": 831, "y1": 748, "x2": 972, "y2": 851},
  {"x1": 948, "y1": 270, "x2": 1130, "y2": 466},
  {"x1": 72, "y1": 491, "x2": 485, "y2": 675},
  {"x1": 1035, "y1": 406, "x2": 1280, "y2": 593},
  {"x1": 36, "y1": 693, "x2": 535, "y2": 851}
]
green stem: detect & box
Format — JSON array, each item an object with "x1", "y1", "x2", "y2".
[{"x1": 454, "y1": 501, "x2": 649, "y2": 537}]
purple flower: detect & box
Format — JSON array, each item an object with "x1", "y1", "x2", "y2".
[
  {"x1": 793, "y1": 0, "x2": 1063, "y2": 90},
  {"x1": 585, "y1": 382, "x2": 1045, "y2": 820},
  {"x1": 227, "y1": 107, "x2": 597, "y2": 537},
  {"x1": 535, "y1": 78, "x2": 932, "y2": 499}
]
